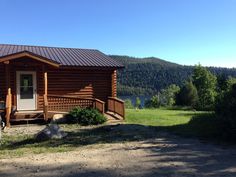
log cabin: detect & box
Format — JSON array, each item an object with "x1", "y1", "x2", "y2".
[{"x1": 0, "y1": 44, "x2": 124, "y2": 127}]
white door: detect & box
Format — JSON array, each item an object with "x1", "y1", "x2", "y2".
[{"x1": 17, "y1": 71, "x2": 37, "y2": 111}]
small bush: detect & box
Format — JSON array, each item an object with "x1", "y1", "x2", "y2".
[
  {"x1": 135, "y1": 97, "x2": 141, "y2": 109},
  {"x1": 68, "y1": 108, "x2": 107, "y2": 125},
  {"x1": 124, "y1": 99, "x2": 134, "y2": 109}
]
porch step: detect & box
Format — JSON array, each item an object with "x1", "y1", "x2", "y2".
[
  {"x1": 13, "y1": 112, "x2": 44, "y2": 120},
  {"x1": 10, "y1": 117, "x2": 45, "y2": 126},
  {"x1": 105, "y1": 111, "x2": 124, "y2": 122}
]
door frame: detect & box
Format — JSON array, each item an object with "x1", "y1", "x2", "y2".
[{"x1": 16, "y1": 71, "x2": 37, "y2": 111}]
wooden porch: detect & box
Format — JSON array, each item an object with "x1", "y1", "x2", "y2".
[{"x1": 3, "y1": 93, "x2": 125, "y2": 127}]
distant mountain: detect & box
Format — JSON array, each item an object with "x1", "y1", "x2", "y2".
[
  {"x1": 110, "y1": 55, "x2": 236, "y2": 96},
  {"x1": 111, "y1": 55, "x2": 180, "y2": 67}
]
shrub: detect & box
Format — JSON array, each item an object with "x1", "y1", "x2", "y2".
[
  {"x1": 135, "y1": 97, "x2": 141, "y2": 108},
  {"x1": 124, "y1": 99, "x2": 134, "y2": 109},
  {"x1": 69, "y1": 107, "x2": 107, "y2": 125},
  {"x1": 67, "y1": 107, "x2": 82, "y2": 123}
]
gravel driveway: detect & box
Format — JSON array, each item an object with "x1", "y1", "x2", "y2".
[{"x1": 0, "y1": 124, "x2": 236, "y2": 177}]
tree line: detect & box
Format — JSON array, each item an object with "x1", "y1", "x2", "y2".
[
  {"x1": 111, "y1": 55, "x2": 236, "y2": 96},
  {"x1": 124, "y1": 65, "x2": 236, "y2": 141}
]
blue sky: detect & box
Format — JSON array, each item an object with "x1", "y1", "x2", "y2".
[{"x1": 0, "y1": 0, "x2": 235, "y2": 68}]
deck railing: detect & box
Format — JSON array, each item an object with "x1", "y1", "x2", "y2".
[
  {"x1": 107, "y1": 97, "x2": 125, "y2": 118},
  {"x1": 43, "y1": 95, "x2": 105, "y2": 118}
]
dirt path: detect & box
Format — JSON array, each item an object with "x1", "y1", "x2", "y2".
[{"x1": 1, "y1": 125, "x2": 236, "y2": 177}]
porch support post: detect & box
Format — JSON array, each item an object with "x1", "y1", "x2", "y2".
[
  {"x1": 5, "y1": 62, "x2": 11, "y2": 127},
  {"x1": 43, "y1": 66, "x2": 48, "y2": 121},
  {"x1": 44, "y1": 71, "x2": 48, "y2": 96},
  {"x1": 111, "y1": 70, "x2": 117, "y2": 97}
]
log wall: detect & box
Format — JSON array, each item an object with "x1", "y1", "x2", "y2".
[{"x1": 0, "y1": 57, "x2": 117, "y2": 110}]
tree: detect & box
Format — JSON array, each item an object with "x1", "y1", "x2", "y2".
[
  {"x1": 192, "y1": 64, "x2": 217, "y2": 110},
  {"x1": 215, "y1": 84, "x2": 236, "y2": 140},
  {"x1": 159, "y1": 84, "x2": 180, "y2": 106},
  {"x1": 226, "y1": 76, "x2": 236, "y2": 91},
  {"x1": 216, "y1": 74, "x2": 228, "y2": 93},
  {"x1": 135, "y1": 97, "x2": 141, "y2": 108},
  {"x1": 176, "y1": 81, "x2": 198, "y2": 108},
  {"x1": 144, "y1": 95, "x2": 160, "y2": 108}
]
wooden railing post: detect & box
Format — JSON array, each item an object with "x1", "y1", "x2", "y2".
[
  {"x1": 5, "y1": 88, "x2": 12, "y2": 127},
  {"x1": 43, "y1": 67, "x2": 48, "y2": 121},
  {"x1": 5, "y1": 62, "x2": 11, "y2": 127},
  {"x1": 94, "y1": 99, "x2": 105, "y2": 114},
  {"x1": 43, "y1": 94, "x2": 48, "y2": 121},
  {"x1": 113, "y1": 99, "x2": 116, "y2": 114}
]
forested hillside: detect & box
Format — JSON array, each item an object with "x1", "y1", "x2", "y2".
[{"x1": 110, "y1": 55, "x2": 236, "y2": 96}]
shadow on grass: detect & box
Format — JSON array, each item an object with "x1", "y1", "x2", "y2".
[
  {"x1": 160, "y1": 113, "x2": 222, "y2": 141},
  {"x1": 3, "y1": 124, "x2": 159, "y2": 150},
  {"x1": 2, "y1": 112, "x2": 232, "y2": 151}
]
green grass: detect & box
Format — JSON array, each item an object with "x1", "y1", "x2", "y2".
[
  {"x1": 125, "y1": 108, "x2": 202, "y2": 126},
  {"x1": 125, "y1": 108, "x2": 220, "y2": 140}
]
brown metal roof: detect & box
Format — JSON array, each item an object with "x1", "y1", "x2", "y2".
[{"x1": 0, "y1": 44, "x2": 124, "y2": 68}]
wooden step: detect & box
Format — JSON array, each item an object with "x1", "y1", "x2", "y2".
[
  {"x1": 13, "y1": 112, "x2": 44, "y2": 120},
  {"x1": 105, "y1": 111, "x2": 124, "y2": 121}
]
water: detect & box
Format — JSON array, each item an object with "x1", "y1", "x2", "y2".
[{"x1": 118, "y1": 95, "x2": 152, "y2": 107}]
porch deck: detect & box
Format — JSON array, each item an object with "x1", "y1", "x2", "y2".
[{"x1": 5, "y1": 96, "x2": 125, "y2": 127}]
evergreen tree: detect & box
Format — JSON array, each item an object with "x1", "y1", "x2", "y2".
[{"x1": 176, "y1": 81, "x2": 198, "y2": 108}]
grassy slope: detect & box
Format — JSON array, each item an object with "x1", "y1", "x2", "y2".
[
  {"x1": 125, "y1": 109, "x2": 198, "y2": 126},
  {"x1": 125, "y1": 108, "x2": 219, "y2": 139}
]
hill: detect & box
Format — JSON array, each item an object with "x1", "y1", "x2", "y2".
[{"x1": 110, "y1": 55, "x2": 236, "y2": 96}]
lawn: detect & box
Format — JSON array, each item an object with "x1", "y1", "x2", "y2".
[
  {"x1": 125, "y1": 108, "x2": 201, "y2": 126},
  {"x1": 125, "y1": 108, "x2": 219, "y2": 140}
]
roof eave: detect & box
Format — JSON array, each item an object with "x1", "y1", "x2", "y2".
[{"x1": 0, "y1": 51, "x2": 60, "y2": 67}]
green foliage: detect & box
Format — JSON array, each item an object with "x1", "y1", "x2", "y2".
[
  {"x1": 144, "y1": 95, "x2": 160, "y2": 108},
  {"x1": 124, "y1": 99, "x2": 134, "y2": 109},
  {"x1": 215, "y1": 84, "x2": 236, "y2": 140},
  {"x1": 159, "y1": 84, "x2": 180, "y2": 106},
  {"x1": 176, "y1": 81, "x2": 198, "y2": 108},
  {"x1": 111, "y1": 55, "x2": 236, "y2": 96},
  {"x1": 135, "y1": 97, "x2": 141, "y2": 108},
  {"x1": 226, "y1": 76, "x2": 236, "y2": 90},
  {"x1": 216, "y1": 74, "x2": 228, "y2": 93},
  {"x1": 68, "y1": 107, "x2": 82, "y2": 123},
  {"x1": 192, "y1": 64, "x2": 217, "y2": 110},
  {"x1": 69, "y1": 108, "x2": 107, "y2": 125}
]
